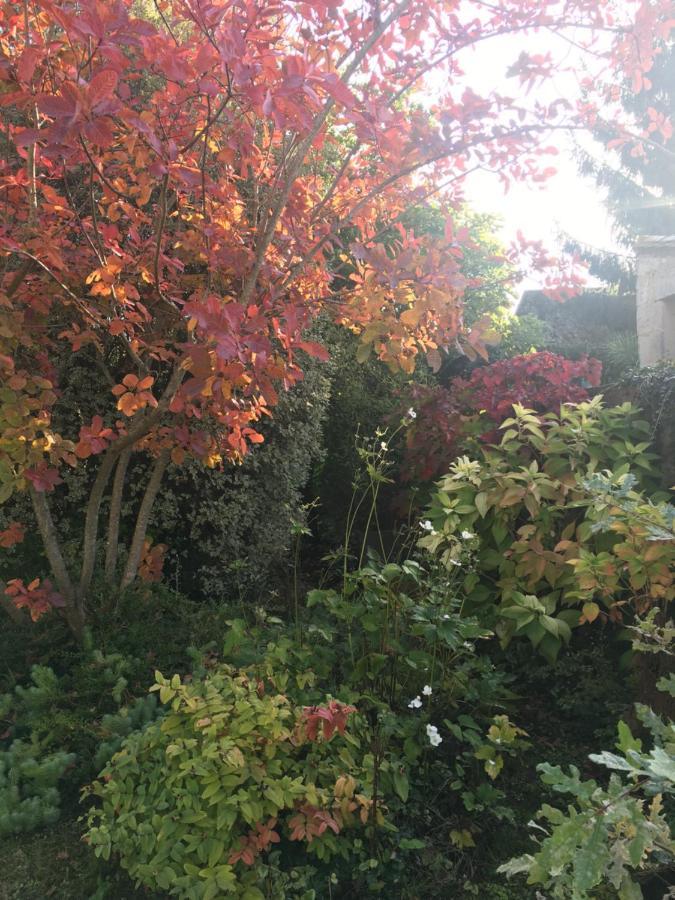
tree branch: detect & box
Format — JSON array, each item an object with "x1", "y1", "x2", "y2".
[
  {"x1": 310, "y1": 142, "x2": 361, "y2": 223},
  {"x1": 152, "y1": 0, "x2": 179, "y2": 46},
  {"x1": 281, "y1": 122, "x2": 583, "y2": 290},
  {"x1": 153, "y1": 173, "x2": 169, "y2": 300},
  {"x1": 79, "y1": 137, "x2": 138, "y2": 205},
  {"x1": 239, "y1": 0, "x2": 412, "y2": 306}
]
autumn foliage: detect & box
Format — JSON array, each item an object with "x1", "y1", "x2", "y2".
[{"x1": 0, "y1": 0, "x2": 673, "y2": 631}]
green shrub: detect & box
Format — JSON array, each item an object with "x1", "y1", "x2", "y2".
[
  {"x1": 85, "y1": 665, "x2": 374, "y2": 899},
  {"x1": 419, "y1": 398, "x2": 671, "y2": 661},
  {"x1": 498, "y1": 484, "x2": 675, "y2": 899},
  {"x1": 0, "y1": 643, "x2": 164, "y2": 800},
  {"x1": 92, "y1": 694, "x2": 161, "y2": 774},
  {"x1": 499, "y1": 706, "x2": 675, "y2": 899},
  {"x1": 147, "y1": 359, "x2": 331, "y2": 604},
  {"x1": 0, "y1": 739, "x2": 75, "y2": 835},
  {"x1": 605, "y1": 362, "x2": 675, "y2": 490}
]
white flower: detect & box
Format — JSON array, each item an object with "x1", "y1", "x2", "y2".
[
  {"x1": 462, "y1": 641, "x2": 474, "y2": 650},
  {"x1": 406, "y1": 407, "x2": 417, "y2": 420},
  {"x1": 426, "y1": 724, "x2": 443, "y2": 747},
  {"x1": 380, "y1": 441, "x2": 388, "y2": 450},
  {"x1": 422, "y1": 684, "x2": 433, "y2": 696},
  {"x1": 408, "y1": 696, "x2": 422, "y2": 709},
  {"x1": 460, "y1": 530, "x2": 475, "y2": 540},
  {"x1": 420, "y1": 520, "x2": 434, "y2": 532},
  {"x1": 443, "y1": 614, "x2": 451, "y2": 620}
]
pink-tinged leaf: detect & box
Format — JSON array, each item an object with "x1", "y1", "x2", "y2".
[
  {"x1": 13, "y1": 128, "x2": 41, "y2": 148},
  {"x1": 37, "y1": 93, "x2": 77, "y2": 119},
  {"x1": 4, "y1": 577, "x2": 64, "y2": 621},
  {"x1": 17, "y1": 47, "x2": 42, "y2": 83},
  {"x1": 24, "y1": 465, "x2": 63, "y2": 492},
  {"x1": 82, "y1": 118, "x2": 114, "y2": 147},
  {"x1": 88, "y1": 69, "x2": 118, "y2": 107},
  {"x1": 321, "y1": 72, "x2": 357, "y2": 108},
  {"x1": 296, "y1": 341, "x2": 329, "y2": 361}
]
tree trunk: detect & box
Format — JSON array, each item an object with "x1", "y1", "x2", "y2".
[
  {"x1": 105, "y1": 448, "x2": 131, "y2": 583},
  {"x1": 30, "y1": 487, "x2": 84, "y2": 637},
  {"x1": 79, "y1": 365, "x2": 184, "y2": 599},
  {"x1": 120, "y1": 450, "x2": 170, "y2": 590}
]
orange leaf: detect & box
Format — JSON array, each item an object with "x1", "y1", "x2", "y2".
[
  {"x1": 137, "y1": 375, "x2": 155, "y2": 391},
  {"x1": 117, "y1": 393, "x2": 137, "y2": 416}
]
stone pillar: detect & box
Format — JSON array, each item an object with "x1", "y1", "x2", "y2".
[{"x1": 635, "y1": 236, "x2": 675, "y2": 367}]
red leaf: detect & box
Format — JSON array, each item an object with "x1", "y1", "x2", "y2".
[
  {"x1": 296, "y1": 341, "x2": 329, "y2": 361},
  {"x1": 88, "y1": 69, "x2": 119, "y2": 107}
]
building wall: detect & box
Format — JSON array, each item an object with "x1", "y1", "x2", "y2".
[{"x1": 636, "y1": 237, "x2": 675, "y2": 366}]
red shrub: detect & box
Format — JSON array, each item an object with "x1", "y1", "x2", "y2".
[{"x1": 403, "y1": 352, "x2": 602, "y2": 481}]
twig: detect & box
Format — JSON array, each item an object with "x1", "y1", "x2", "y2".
[{"x1": 153, "y1": 174, "x2": 169, "y2": 300}]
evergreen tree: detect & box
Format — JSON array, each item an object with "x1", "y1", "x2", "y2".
[
  {"x1": 581, "y1": 44, "x2": 675, "y2": 246},
  {"x1": 569, "y1": 42, "x2": 675, "y2": 288}
]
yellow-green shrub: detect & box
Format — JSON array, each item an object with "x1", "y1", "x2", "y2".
[{"x1": 84, "y1": 665, "x2": 372, "y2": 899}]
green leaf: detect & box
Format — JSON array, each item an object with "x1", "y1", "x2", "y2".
[
  {"x1": 356, "y1": 342, "x2": 371, "y2": 363},
  {"x1": 215, "y1": 866, "x2": 237, "y2": 890},
  {"x1": 265, "y1": 782, "x2": 285, "y2": 808},
  {"x1": 159, "y1": 685, "x2": 175, "y2": 704},
  {"x1": 201, "y1": 781, "x2": 221, "y2": 800},
  {"x1": 646, "y1": 746, "x2": 675, "y2": 783},
  {"x1": 497, "y1": 855, "x2": 535, "y2": 878},
  {"x1": 540, "y1": 615, "x2": 561, "y2": 637},
  {"x1": 208, "y1": 840, "x2": 225, "y2": 868},
  {"x1": 588, "y1": 751, "x2": 633, "y2": 772},
  {"x1": 573, "y1": 819, "x2": 606, "y2": 892},
  {"x1": 538, "y1": 633, "x2": 562, "y2": 665},
  {"x1": 241, "y1": 888, "x2": 265, "y2": 900},
  {"x1": 656, "y1": 674, "x2": 675, "y2": 698},
  {"x1": 381, "y1": 563, "x2": 401, "y2": 581},
  {"x1": 522, "y1": 619, "x2": 547, "y2": 648},
  {"x1": 499, "y1": 606, "x2": 535, "y2": 626},
  {"x1": 618, "y1": 876, "x2": 643, "y2": 900},
  {"x1": 393, "y1": 769, "x2": 409, "y2": 803},
  {"x1": 399, "y1": 838, "x2": 426, "y2": 850},
  {"x1": 475, "y1": 491, "x2": 489, "y2": 517},
  {"x1": 616, "y1": 721, "x2": 642, "y2": 754}
]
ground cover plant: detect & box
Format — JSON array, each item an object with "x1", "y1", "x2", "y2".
[{"x1": 1, "y1": 0, "x2": 675, "y2": 898}]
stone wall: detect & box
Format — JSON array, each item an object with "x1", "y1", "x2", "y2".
[{"x1": 635, "y1": 236, "x2": 675, "y2": 366}]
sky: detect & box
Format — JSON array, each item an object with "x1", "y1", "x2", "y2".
[
  {"x1": 463, "y1": 143, "x2": 621, "y2": 293},
  {"x1": 434, "y1": 25, "x2": 630, "y2": 297}
]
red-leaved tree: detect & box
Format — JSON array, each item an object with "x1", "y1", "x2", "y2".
[{"x1": 0, "y1": 0, "x2": 672, "y2": 633}]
